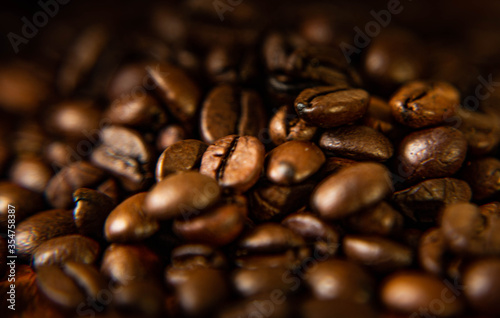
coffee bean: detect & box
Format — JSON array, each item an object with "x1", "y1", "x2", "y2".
[
  {"x1": 262, "y1": 32, "x2": 306, "y2": 73},
  {"x1": 107, "y1": 62, "x2": 149, "y2": 101},
  {"x1": 461, "y1": 157, "x2": 500, "y2": 200},
  {"x1": 113, "y1": 280, "x2": 165, "y2": 317},
  {"x1": 389, "y1": 81, "x2": 459, "y2": 128},
  {"x1": 362, "y1": 96, "x2": 400, "y2": 138},
  {"x1": 170, "y1": 244, "x2": 227, "y2": 271},
  {"x1": 156, "y1": 124, "x2": 187, "y2": 151},
  {"x1": 269, "y1": 105, "x2": 317, "y2": 146},
  {"x1": 232, "y1": 267, "x2": 293, "y2": 297},
  {"x1": 345, "y1": 201, "x2": 403, "y2": 236},
  {"x1": 393, "y1": 178, "x2": 472, "y2": 223},
  {"x1": 267, "y1": 74, "x2": 320, "y2": 108},
  {"x1": 73, "y1": 188, "x2": 115, "y2": 239},
  {"x1": 8, "y1": 157, "x2": 53, "y2": 193},
  {"x1": 143, "y1": 171, "x2": 221, "y2": 220},
  {"x1": 200, "y1": 135, "x2": 265, "y2": 192},
  {"x1": 317, "y1": 157, "x2": 358, "y2": 178},
  {"x1": 266, "y1": 140, "x2": 325, "y2": 185},
  {"x1": 319, "y1": 125, "x2": 394, "y2": 162},
  {"x1": 156, "y1": 139, "x2": 207, "y2": 182},
  {"x1": 205, "y1": 45, "x2": 258, "y2": 84},
  {"x1": 16, "y1": 209, "x2": 77, "y2": 258},
  {"x1": 381, "y1": 272, "x2": 463, "y2": 316},
  {"x1": 105, "y1": 192, "x2": 159, "y2": 242},
  {"x1": 91, "y1": 125, "x2": 154, "y2": 191},
  {"x1": 219, "y1": 295, "x2": 291, "y2": 318},
  {"x1": 418, "y1": 228, "x2": 446, "y2": 276},
  {"x1": 105, "y1": 95, "x2": 167, "y2": 130},
  {"x1": 200, "y1": 84, "x2": 266, "y2": 144},
  {"x1": 295, "y1": 85, "x2": 369, "y2": 128},
  {"x1": 463, "y1": 258, "x2": 500, "y2": 315},
  {"x1": 0, "y1": 181, "x2": 44, "y2": 230},
  {"x1": 312, "y1": 163, "x2": 393, "y2": 220},
  {"x1": 457, "y1": 106, "x2": 500, "y2": 156},
  {"x1": 397, "y1": 126, "x2": 467, "y2": 182},
  {"x1": 33, "y1": 234, "x2": 100, "y2": 268}
]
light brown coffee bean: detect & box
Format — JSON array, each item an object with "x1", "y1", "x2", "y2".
[{"x1": 156, "y1": 139, "x2": 208, "y2": 182}]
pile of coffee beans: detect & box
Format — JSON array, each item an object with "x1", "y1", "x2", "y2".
[{"x1": 1, "y1": 0, "x2": 500, "y2": 317}]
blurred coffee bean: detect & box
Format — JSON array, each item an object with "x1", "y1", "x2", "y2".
[
  {"x1": 418, "y1": 228, "x2": 446, "y2": 276},
  {"x1": 105, "y1": 95, "x2": 167, "y2": 130},
  {"x1": 33, "y1": 234, "x2": 100, "y2": 268},
  {"x1": 300, "y1": 299, "x2": 377, "y2": 318},
  {"x1": 317, "y1": 156, "x2": 358, "y2": 178},
  {"x1": 397, "y1": 127, "x2": 467, "y2": 183},
  {"x1": 457, "y1": 106, "x2": 500, "y2": 156},
  {"x1": 14, "y1": 121, "x2": 48, "y2": 157},
  {"x1": 106, "y1": 62, "x2": 149, "y2": 101},
  {"x1": 461, "y1": 157, "x2": 500, "y2": 200},
  {"x1": 73, "y1": 188, "x2": 115, "y2": 238},
  {"x1": 232, "y1": 267, "x2": 293, "y2": 297},
  {"x1": 16, "y1": 209, "x2": 77, "y2": 258},
  {"x1": 295, "y1": 85, "x2": 369, "y2": 128},
  {"x1": 44, "y1": 140, "x2": 81, "y2": 169},
  {"x1": 319, "y1": 125, "x2": 393, "y2": 162},
  {"x1": 267, "y1": 74, "x2": 320, "y2": 108},
  {"x1": 200, "y1": 135, "x2": 265, "y2": 192},
  {"x1": 362, "y1": 96, "x2": 400, "y2": 138},
  {"x1": 171, "y1": 244, "x2": 227, "y2": 270},
  {"x1": 113, "y1": 280, "x2": 165, "y2": 317},
  {"x1": 218, "y1": 295, "x2": 291, "y2": 318},
  {"x1": 95, "y1": 178, "x2": 120, "y2": 205},
  {"x1": 156, "y1": 139, "x2": 207, "y2": 182},
  {"x1": 345, "y1": 201, "x2": 403, "y2": 236},
  {"x1": 0, "y1": 181, "x2": 44, "y2": 229},
  {"x1": 8, "y1": 156, "x2": 53, "y2": 193},
  {"x1": 266, "y1": 141, "x2": 325, "y2": 185},
  {"x1": 269, "y1": 105, "x2": 318, "y2": 146},
  {"x1": 393, "y1": 178, "x2": 472, "y2": 223},
  {"x1": 200, "y1": 84, "x2": 266, "y2": 144},
  {"x1": 105, "y1": 192, "x2": 159, "y2": 242},
  {"x1": 205, "y1": 45, "x2": 258, "y2": 84},
  {"x1": 463, "y1": 258, "x2": 500, "y2": 315},
  {"x1": 312, "y1": 162, "x2": 393, "y2": 220},
  {"x1": 156, "y1": 124, "x2": 187, "y2": 151},
  {"x1": 262, "y1": 32, "x2": 307, "y2": 73}
]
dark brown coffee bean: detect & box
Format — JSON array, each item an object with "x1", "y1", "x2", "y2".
[
  {"x1": 8, "y1": 157, "x2": 53, "y2": 193},
  {"x1": 45, "y1": 161, "x2": 106, "y2": 209},
  {"x1": 267, "y1": 74, "x2": 320, "y2": 108},
  {"x1": 343, "y1": 235, "x2": 413, "y2": 272},
  {"x1": 397, "y1": 126, "x2": 467, "y2": 182},
  {"x1": 345, "y1": 201, "x2": 403, "y2": 236},
  {"x1": 305, "y1": 259, "x2": 374, "y2": 303},
  {"x1": 418, "y1": 228, "x2": 446, "y2": 276},
  {"x1": 389, "y1": 81, "x2": 459, "y2": 128},
  {"x1": 269, "y1": 105, "x2": 318, "y2": 146},
  {"x1": 295, "y1": 85, "x2": 369, "y2": 128},
  {"x1": 381, "y1": 272, "x2": 464, "y2": 317},
  {"x1": 312, "y1": 163, "x2": 393, "y2": 220},
  {"x1": 463, "y1": 258, "x2": 500, "y2": 315},
  {"x1": 106, "y1": 62, "x2": 149, "y2": 101},
  {"x1": 91, "y1": 125, "x2": 153, "y2": 191},
  {"x1": 105, "y1": 192, "x2": 159, "y2": 242},
  {"x1": 200, "y1": 135, "x2": 265, "y2": 192},
  {"x1": 393, "y1": 178, "x2": 472, "y2": 223},
  {"x1": 13, "y1": 120, "x2": 48, "y2": 157},
  {"x1": 319, "y1": 125, "x2": 394, "y2": 162},
  {"x1": 112, "y1": 280, "x2": 165, "y2": 317},
  {"x1": 0, "y1": 181, "x2": 44, "y2": 230},
  {"x1": 147, "y1": 62, "x2": 200, "y2": 122},
  {"x1": 219, "y1": 295, "x2": 291, "y2": 318},
  {"x1": 200, "y1": 84, "x2": 266, "y2": 144},
  {"x1": 232, "y1": 267, "x2": 293, "y2": 297},
  {"x1": 143, "y1": 171, "x2": 221, "y2": 220},
  {"x1": 299, "y1": 13, "x2": 336, "y2": 46},
  {"x1": 362, "y1": 96, "x2": 399, "y2": 138},
  {"x1": 262, "y1": 32, "x2": 306, "y2": 73},
  {"x1": 457, "y1": 106, "x2": 500, "y2": 156},
  {"x1": 16, "y1": 209, "x2": 77, "y2": 258},
  {"x1": 156, "y1": 124, "x2": 187, "y2": 151},
  {"x1": 73, "y1": 188, "x2": 115, "y2": 239},
  {"x1": 266, "y1": 141, "x2": 325, "y2": 185},
  {"x1": 170, "y1": 244, "x2": 227, "y2": 270},
  {"x1": 105, "y1": 95, "x2": 167, "y2": 130},
  {"x1": 36, "y1": 265, "x2": 86, "y2": 308},
  {"x1": 461, "y1": 157, "x2": 500, "y2": 200},
  {"x1": 33, "y1": 234, "x2": 100, "y2": 268},
  {"x1": 300, "y1": 299, "x2": 377, "y2": 318},
  {"x1": 205, "y1": 45, "x2": 258, "y2": 84},
  {"x1": 317, "y1": 157, "x2": 358, "y2": 178},
  {"x1": 156, "y1": 139, "x2": 207, "y2": 182}
]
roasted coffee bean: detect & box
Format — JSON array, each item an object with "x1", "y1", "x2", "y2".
[
  {"x1": 91, "y1": 125, "x2": 154, "y2": 191},
  {"x1": 156, "y1": 124, "x2": 187, "y2": 151},
  {"x1": 300, "y1": 299, "x2": 378, "y2": 318},
  {"x1": 16, "y1": 209, "x2": 77, "y2": 258},
  {"x1": 305, "y1": 259, "x2": 374, "y2": 303},
  {"x1": 106, "y1": 62, "x2": 149, "y2": 101},
  {"x1": 267, "y1": 74, "x2": 320, "y2": 107},
  {"x1": 73, "y1": 188, "x2": 115, "y2": 238},
  {"x1": 389, "y1": 81, "x2": 459, "y2": 128},
  {"x1": 170, "y1": 244, "x2": 227, "y2": 270},
  {"x1": 295, "y1": 85, "x2": 370, "y2": 128},
  {"x1": 200, "y1": 84, "x2": 266, "y2": 144},
  {"x1": 418, "y1": 228, "x2": 446, "y2": 276},
  {"x1": 13, "y1": 120, "x2": 47, "y2": 157},
  {"x1": 219, "y1": 295, "x2": 291, "y2": 318},
  {"x1": 143, "y1": 171, "x2": 221, "y2": 220},
  {"x1": 269, "y1": 105, "x2": 318, "y2": 146},
  {"x1": 441, "y1": 202, "x2": 500, "y2": 256},
  {"x1": 105, "y1": 95, "x2": 167, "y2": 130},
  {"x1": 262, "y1": 32, "x2": 306, "y2": 73},
  {"x1": 345, "y1": 201, "x2": 403, "y2": 236},
  {"x1": 8, "y1": 157, "x2": 53, "y2": 193},
  {"x1": 147, "y1": 62, "x2": 201, "y2": 122},
  {"x1": 200, "y1": 135, "x2": 265, "y2": 192},
  {"x1": 456, "y1": 106, "x2": 500, "y2": 156},
  {"x1": 381, "y1": 272, "x2": 464, "y2": 317},
  {"x1": 266, "y1": 141, "x2": 325, "y2": 185},
  {"x1": 105, "y1": 192, "x2": 159, "y2": 242},
  {"x1": 112, "y1": 280, "x2": 165, "y2": 317},
  {"x1": 393, "y1": 178, "x2": 472, "y2": 222},
  {"x1": 343, "y1": 235, "x2": 413, "y2": 272},
  {"x1": 461, "y1": 157, "x2": 500, "y2": 200},
  {"x1": 232, "y1": 267, "x2": 293, "y2": 297},
  {"x1": 312, "y1": 162, "x2": 393, "y2": 220},
  {"x1": 32, "y1": 234, "x2": 100, "y2": 268},
  {"x1": 397, "y1": 126, "x2": 467, "y2": 182},
  {"x1": 0, "y1": 181, "x2": 44, "y2": 229},
  {"x1": 205, "y1": 45, "x2": 258, "y2": 84},
  {"x1": 45, "y1": 161, "x2": 106, "y2": 209},
  {"x1": 156, "y1": 139, "x2": 207, "y2": 182},
  {"x1": 317, "y1": 156, "x2": 358, "y2": 178},
  {"x1": 362, "y1": 96, "x2": 400, "y2": 138},
  {"x1": 319, "y1": 125, "x2": 394, "y2": 162},
  {"x1": 463, "y1": 258, "x2": 500, "y2": 315},
  {"x1": 282, "y1": 212, "x2": 339, "y2": 257}
]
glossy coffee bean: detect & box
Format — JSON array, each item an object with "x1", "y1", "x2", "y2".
[
  {"x1": 345, "y1": 201, "x2": 403, "y2": 236},
  {"x1": 397, "y1": 126, "x2": 467, "y2": 182},
  {"x1": 105, "y1": 94, "x2": 167, "y2": 130},
  {"x1": 156, "y1": 139, "x2": 208, "y2": 182},
  {"x1": 170, "y1": 244, "x2": 227, "y2": 271},
  {"x1": 381, "y1": 272, "x2": 463, "y2": 317},
  {"x1": 105, "y1": 192, "x2": 159, "y2": 242},
  {"x1": 0, "y1": 181, "x2": 44, "y2": 229},
  {"x1": 200, "y1": 84, "x2": 266, "y2": 144},
  {"x1": 463, "y1": 258, "x2": 500, "y2": 315},
  {"x1": 45, "y1": 161, "x2": 106, "y2": 209},
  {"x1": 200, "y1": 135, "x2": 265, "y2": 192},
  {"x1": 266, "y1": 141, "x2": 325, "y2": 185},
  {"x1": 305, "y1": 259, "x2": 374, "y2": 303},
  {"x1": 16, "y1": 209, "x2": 77, "y2": 258},
  {"x1": 143, "y1": 171, "x2": 221, "y2": 220},
  {"x1": 319, "y1": 125, "x2": 393, "y2": 162},
  {"x1": 73, "y1": 188, "x2": 115, "y2": 238},
  {"x1": 312, "y1": 163, "x2": 393, "y2": 220},
  {"x1": 232, "y1": 267, "x2": 293, "y2": 297},
  {"x1": 91, "y1": 125, "x2": 154, "y2": 191},
  {"x1": 147, "y1": 62, "x2": 200, "y2": 122},
  {"x1": 8, "y1": 157, "x2": 53, "y2": 193},
  {"x1": 295, "y1": 85, "x2": 369, "y2": 128},
  {"x1": 32, "y1": 234, "x2": 100, "y2": 268},
  {"x1": 393, "y1": 178, "x2": 472, "y2": 223},
  {"x1": 418, "y1": 228, "x2": 446, "y2": 276},
  {"x1": 461, "y1": 157, "x2": 500, "y2": 200},
  {"x1": 269, "y1": 105, "x2": 317, "y2": 146},
  {"x1": 389, "y1": 81, "x2": 459, "y2": 128}
]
